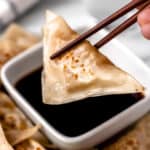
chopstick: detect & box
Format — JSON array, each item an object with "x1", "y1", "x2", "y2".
[
  {"x1": 50, "y1": 0, "x2": 150, "y2": 59},
  {"x1": 95, "y1": 0, "x2": 150, "y2": 48}
]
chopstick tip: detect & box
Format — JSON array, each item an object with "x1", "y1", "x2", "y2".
[{"x1": 50, "y1": 55, "x2": 56, "y2": 60}]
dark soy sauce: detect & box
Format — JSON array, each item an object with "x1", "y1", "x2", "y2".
[{"x1": 15, "y1": 68, "x2": 143, "y2": 137}]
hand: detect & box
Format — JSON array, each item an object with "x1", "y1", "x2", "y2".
[{"x1": 137, "y1": 6, "x2": 150, "y2": 39}]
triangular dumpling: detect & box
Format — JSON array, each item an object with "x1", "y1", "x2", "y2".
[{"x1": 42, "y1": 11, "x2": 144, "y2": 105}]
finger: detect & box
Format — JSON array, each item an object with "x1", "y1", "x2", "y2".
[
  {"x1": 141, "y1": 23, "x2": 150, "y2": 39},
  {"x1": 132, "y1": 1, "x2": 150, "y2": 39},
  {"x1": 137, "y1": 6, "x2": 150, "y2": 26},
  {"x1": 137, "y1": 6, "x2": 150, "y2": 39}
]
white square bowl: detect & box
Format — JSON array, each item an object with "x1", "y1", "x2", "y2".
[{"x1": 1, "y1": 27, "x2": 150, "y2": 149}]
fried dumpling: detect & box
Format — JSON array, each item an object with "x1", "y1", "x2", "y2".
[
  {"x1": 0, "y1": 124, "x2": 14, "y2": 150},
  {"x1": 6, "y1": 125, "x2": 40, "y2": 146},
  {"x1": 42, "y1": 11, "x2": 144, "y2": 105},
  {"x1": 15, "y1": 139, "x2": 46, "y2": 150},
  {"x1": 0, "y1": 24, "x2": 39, "y2": 68}
]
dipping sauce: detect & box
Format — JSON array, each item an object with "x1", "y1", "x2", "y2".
[{"x1": 15, "y1": 68, "x2": 143, "y2": 137}]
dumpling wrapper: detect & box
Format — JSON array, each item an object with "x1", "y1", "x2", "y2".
[
  {"x1": 15, "y1": 139, "x2": 46, "y2": 150},
  {"x1": 0, "y1": 24, "x2": 39, "y2": 69},
  {"x1": 0, "y1": 124, "x2": 14, "y2": 150},
  {"x1": 0, "y1": 92, "x2": 52, "y2": 148},
  {"x1": 42, "y1": 11, "x2": 144, "y2": 105},
  {"x1": 0, "y1": 92, "x2": 30, "y2": 131},
  {"x1": 6, "y1": 124, "x2": 41, "y2": 146}
]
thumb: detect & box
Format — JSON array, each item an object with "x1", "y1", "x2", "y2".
[{"x1": 137, "y1": 6, "x2": 150, "y2": 39}]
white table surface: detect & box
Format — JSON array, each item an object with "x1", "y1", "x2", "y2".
[{"x1": 17, "y1": 0, "x2": 150, "y2": 65}]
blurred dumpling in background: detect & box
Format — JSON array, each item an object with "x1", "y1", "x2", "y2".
[
  {"x1": 0, "y1": 91, "x2": 57, "y2": 149},
  {"x1": 0, "y1": 124, "x2": 14, "y2": 150},
  {"x1": 0, "y1": 23, "x2": 39, "y2": 68}
]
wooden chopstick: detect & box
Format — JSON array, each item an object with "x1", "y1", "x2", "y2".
[
  {"x1": 95, "y1": 0, "x2": 150, "y2": 48},
  {"x1": 50, "y1": 0, "x2": 149, "y2": 59}
]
